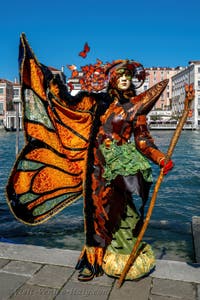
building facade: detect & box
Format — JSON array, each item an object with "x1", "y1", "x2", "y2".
[
  {"x1": 137, "y1": 67, "x2": 184, "y2": 125},
  {"x1": 1, "y1": 62, "x2": 200, "y2": 131},
  {"x1": 171, "y1": 61, "x2": 200, "y2": 129},
  {"x1": 5, "y1": 81, "x2": 23, "y2": 130},
  {"x1": 0, "y1": 79, "x2": 16, "y2": 129}
]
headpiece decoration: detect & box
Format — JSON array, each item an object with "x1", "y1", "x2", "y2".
[{"x1": 67, "y1": 44, "x2": 147, "y2": 92}]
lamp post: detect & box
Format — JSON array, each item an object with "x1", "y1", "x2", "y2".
[{"x1": 15, "y1": 100, "x2": 19, "y2": 157}]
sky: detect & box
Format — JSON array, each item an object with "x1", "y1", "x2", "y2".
[{"x1": 1, "y1": 0, "x2": 200, "y2": 81}]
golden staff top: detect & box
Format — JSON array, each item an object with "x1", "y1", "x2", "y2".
[{"x1": 118, "y1": 84, "x2": 195, "y2": 288}]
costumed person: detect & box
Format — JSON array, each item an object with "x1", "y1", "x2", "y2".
[{"x1": 6, "y1": 33, "x2": 174, "y2": 282}]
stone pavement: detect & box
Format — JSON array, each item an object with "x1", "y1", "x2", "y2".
[{"x1": 0, "y1": 242, "x2": 199, "y2": 300}]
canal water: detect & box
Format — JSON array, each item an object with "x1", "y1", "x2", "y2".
[{"x1": 0, "y1": 130, "x2": 199, "y2": 262}]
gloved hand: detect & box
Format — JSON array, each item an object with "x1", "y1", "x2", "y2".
[{"x1": 160, "y1": 158, "x2": 174, "y2": 175}]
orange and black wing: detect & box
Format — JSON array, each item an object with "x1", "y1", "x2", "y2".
[{"x1": 6, "y1": 34, "x2": 93, "y2": 225}]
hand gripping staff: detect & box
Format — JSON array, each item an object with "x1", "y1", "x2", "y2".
[{"x1": 118, "y1": 84, "x2": 195, "y2": 288}]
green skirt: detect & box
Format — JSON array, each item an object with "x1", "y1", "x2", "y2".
[{"x1": 100, "y1": 141, "x2": 153, "y2": 184}]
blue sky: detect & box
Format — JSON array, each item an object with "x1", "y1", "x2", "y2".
[{"x1": 1, "y1": 0, "x2": 200, "y2": 81}]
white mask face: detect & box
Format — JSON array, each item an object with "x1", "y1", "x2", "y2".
[{"x1": 117, "y1": 73, "x2": 131, "y2": 90}]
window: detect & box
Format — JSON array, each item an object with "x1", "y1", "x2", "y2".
[
  {"x1": 0, "y1": 102, "x2": 3, "y2": 114},
  {"x1": 13, "y1": 89, "x2": 20, "y2": 96},
  {"x1": 0, "y1": 88, "x2": 4, "y2": 94},
  {"x1": 198, "y1": 67, "x2": 200, "y2": 73}
]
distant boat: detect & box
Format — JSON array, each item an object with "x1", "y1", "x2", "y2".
[
  {"x1": 4, "y1": 126, "x2": 16, "y2": 131},
  {"x1": 4, "y1": 125, "x2": 16, "y2": 132},
  {"x1": 4, "y1": 125, "x2": 22, "y2": 132}
]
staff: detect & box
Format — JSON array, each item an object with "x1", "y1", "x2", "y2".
[{"x1": 118, "y1": 83, "x2": 195, "y2": 288}]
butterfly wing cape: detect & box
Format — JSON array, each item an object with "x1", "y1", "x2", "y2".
[
  {"x1": 6, "y1": 34, "x2": 94, "y2": 225},
  {"x1": 6, "y1": 34, "x2": 169, "y2": 233}
]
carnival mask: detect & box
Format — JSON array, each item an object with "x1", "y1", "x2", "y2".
[
  {"x1": 106, "y1": 60, "x2": 146, "y2": 90},
  {"x1": 116, "y1": 69, "x2": 132, "y2": 90}
]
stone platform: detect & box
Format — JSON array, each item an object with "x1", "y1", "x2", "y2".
[{"x1": 0, "y1": 242, "x2": 199, "y2": 300}]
